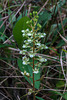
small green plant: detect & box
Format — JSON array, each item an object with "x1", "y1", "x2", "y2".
[{"x1": 19, "y1": 11, "x2": 48, "y2": 100}]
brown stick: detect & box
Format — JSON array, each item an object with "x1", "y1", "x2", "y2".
[
  {"x1": 57, "y1": 4, "x2": 65, "y2": 37},
  {"x1": 37, "y1": 0, "x2": 49, "y2": 15}
]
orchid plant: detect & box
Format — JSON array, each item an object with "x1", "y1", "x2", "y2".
[{"x1": 19, "y1": 11, "x2": 48, "y2": 100}]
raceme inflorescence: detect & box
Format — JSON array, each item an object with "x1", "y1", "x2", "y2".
[{"x1": 19, "y1": 11, "x2": 48, "y2": 98}]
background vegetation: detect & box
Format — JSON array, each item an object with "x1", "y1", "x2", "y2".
[{"x1": 0, "y1": 0, "x2": 67, "y2": 100}]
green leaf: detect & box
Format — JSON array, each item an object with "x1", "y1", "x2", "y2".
[
  {"x1": 36, "y1": 96, "x2": 44, "y2": 100},
  {"x1": 49, "y1": 47, "x2": 59, "y2": 56},
  {"x1": 8, "y1": 9, "x2": 16, "y2": 23},
  {"x1": 0, "y1": 32, "x2": 7, "y2": 41},
  {"x1": 38, "y1": 10, "x2": 52, "y2": 29},
  {"x1": 62, "y1": 49, "x2": 67, "y2": 53},
  {"x1": 48, "y1": 18, "x2": 67, "y2": 45},
  {"x1": 56, "y1": 81, "x2": 65, "y2": 88},
  {"x1": 17, "y1": 58, "x2": 23, "y2": 72},
  {"x1": 56, "y1": 39, "x2": 65, "y2": 48},
  {"x1": 13, "y1": 16, "x2": 30, "y2": 49},
  {"x1": 17, "y1": 14, "x2": 22, "y2": 21},
  {"x1": 0, "y1": 44, "x2": 9, "y2": 48},
  {"x1": 23, "y1": 10, "x2": 28, "y2": 16},
  {"x1": 50, "y1": 0, "x2": 66, "y2": 14},
  {"x1": 17, "y1": 58, "x2": 40, "y2": 89},
  {"x1": 63, "y1": 92, "x2": 67, "y2": 100},
  {"x1": 51, "y1": 91, "x2": 67, "y2": 100},
  {"x1": 51, "y1": 91, "x2": 62, "y2": 97}
]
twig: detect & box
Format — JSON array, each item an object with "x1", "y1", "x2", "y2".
[
  {"x1": 3, "y1": 1, "x2": 26, "y2": 33},
  {"x1": 0, "y1": 92, "x2": 11, "y2": 100},
  {"x1": 60, "y1": 83, "x2": 67, "y2": 100},
  {"x1": 0, "y1": 87, "x2": 31, "y2": 89},
  {"x1": 8, "y1": 47, "x2": 20, "y2": 51},
  {"x1": 60, "y1": 51, "x2": 67, "y2": 83},
  {"x1": 60, "y1": 46, "x2": 67, "y2": 100},
  {"x1": 38, "y1": 0, "x2": 49, "y2": 15},
  {"x1": 27, "y1": 3, "x2": 32, "y2": 17},
  {"x1": 0, "y1": 71, "x2": 15, "y2": 85},
  {"x1": 3, "y1": 35, "x2": 13, "y2": 44},
  {"x1": 0, "y1": 59, "x2": 18, "y2": 70},
  {"x1": 0, "y1": 16, "x2": 8, "y2": 21},
  {"x1": 42, "y1": 66, "x2": 62, "y2": 74},
  {"x1": 12, "y1": 1, "x2": 26, "y2": 21},
  {"x1": 0, "y1": 5, "x2": 21, "y2": 14},
  {"x1": 0, "y1": 87, "x2": 67, "y2": 92},
  {"x1": 8, "y1": 47, "x2": 62, "y2": 64},
  {"x1": 0, "y1": 76, "x2": 66, "y2": 81},
  {"x1": 8, "y1": 47, "x2": 59, "y2": 59},
  {"x1": 57, "y1": 31, "x2": 67, "y2": 43},
  {"x1": 57, "y1": 4, "x2": 65, "y2": 36},
  {"x1": 0, "y1": 16, "x2": 9, "y2": 29}
]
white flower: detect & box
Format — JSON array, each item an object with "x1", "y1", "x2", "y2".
[
  {"x1": 26, "y1": 73, "x2": 30, "y2": 77},
  {"x1": 28, "y1": 53, "x2": 36, "y2": 58},
  {"x1": 44, "y1": 59, "x2": 47, "y2": 62},
  {"x1": 27, "y1": 33, "x2": 32, "y2": 36},
  {"x1": 22, "y1": 50, "x2": 27, "y2": 54},
  {"x1": 27, "y1": 39, "x2": 32, "y2": 42},
  {"x1": 38, "y1": 56, "x2": 47, "y2": 62},
  {"x1": 23, "y1": 50, "x2": 26, "y2": 52},
  {"x1": 22, "y1": 45, "x2": 27, "y2": 48},
  {"x1": 35, "y1": 63, "x2": 41, "y2": 67},
  {"x1": 24, "y1": 40, "x2": 26, "y2": 43},
  {"x1": 23, "y1": 33, "x2": 25, "y2": 36},
  {"x1": 35, "y1": 40, "x2": 38, "y2": 42},
  {"x1": 37, "y1": 32, "x2": 46, "y2": 38},
  {"x1": 45, "y1": 46, "x2": 48, "y2": 49},
  {"x1": 24, "y1": 40, "x2": 29, "y2": 44},
  {"x1": 39, "y1": 57, "x2": 44, "y2": 62},
  {"x1": 38, "y1": 32, "x2": 40, "y2": 35},
  {"x1": 29, "y1": 54, "x2": 34, "y2": 58},
  {"x1": 23, "y1": 61, "x2": 27, "y2": 65},
  {"x1": 28, "y1": 89, "x2": 32, "y2": 95},
  {"x1": 19, "y1": 50, "x2": 27, "y2": 55},
  {"x1": 19, "y1": 50, "x2": 23, "y2": 54},
  {"x1": 26, "y1": 42, "x2": 29, "y2": 45},
  {"x1": 21, "y1": 72, "x2": 24, "y2": 75},
  {"x1": 26, "y1": 29, "x2": 29, "y2": 31},
  {"x1": 33, "y1": 70, "x2": 39, "y2": 74},
  {"x1": 21, "y1": 30, "x2": 25, "y2": 32},
  {"x1": 21, "y1": 71, "x2": 30, "y2": 77},
  {"x1": 40, "y1": 44, "x2": 45, "y2": 49},
  {"x1": 22, "y1": 56, "x2": 30, "y2": 65},
  {"x1": 43, "y1": 33, "x2": 46, "y2": 36},
  {"x1": 38, "y1": 63, "x2": 41, "y2": 67},
  {"x1": 33, "y1": 68, "x2": 39, "y2": 74},
  {"x1": 31, "y1": 30, "x2": 33, "y2": 32},
  {"x1": 22, "y1": 56, "x2": 29, "y2": 61},
  {"x1": 36, "y1": 42, "x2": 41, "y2": 46},
  {"x1": 40, "y1": 35, "x2": 44, "y2": 37},
  {"x1": 28, "y1": 92, "x2": 32, "y2": 95}
]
